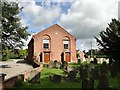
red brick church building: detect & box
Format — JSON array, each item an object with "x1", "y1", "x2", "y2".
[{"x1": 28, "y1": 24, "x2": 76, "y2": 65}]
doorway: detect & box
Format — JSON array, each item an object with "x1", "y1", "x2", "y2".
[
  {"x1": 65, "y1": 52, "x2": 70, "y2": 62},
  {"x1": 44, "y1": 52, "x2": 50, "y2": 63}
]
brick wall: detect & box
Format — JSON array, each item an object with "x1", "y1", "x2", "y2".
[{"x1": 28, "y1": 24, "x2": 77, "y2": 64}]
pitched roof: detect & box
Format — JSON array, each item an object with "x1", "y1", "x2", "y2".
[
  {"x1": 34, "y1": 24, "x2": 76, "y2": 39},
  {"x1": 28, "y1": 24, "x2": 76, "y2": 46}
]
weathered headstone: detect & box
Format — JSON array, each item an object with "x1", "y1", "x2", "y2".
[
  {"x1": 50, "y1": 74, "x2": 61, "y2": 82},
  {"x1": 61, "y1": 61, "x2": 68, "y2": 73},
  {"x1": 80, "y1": 65, "x2": 89, "y2": 80},
  {"x1": 64, "y1": 70, "x2": 77, "y2": 81},
  {"x1": 98, "y1": 75, "x2": 109, "y2": 89},
  {"x1": 81, "y1": 64, "x2": 95, "y2": 89},
  {"x1": 110, "y1": 62, "x2": 117, "y2": 78},
  {"x1": 100, "y1": 61, "x2": 108, "y2": 76},
  {"x1": 91, "y1": 65, "x2": 100, "y2": 80},
  {"x1": 53, "y1": 60, "x2": 61, "y2": 68},
  {"x1": 98, "y1": 62, "x2": 110, "y2": 89},
  {"x1": 93, "y1": 58, "x2": 97, "y2": 64},
  {"x1": 48, "y1": 61, "x2": 54, "y2": 68},
  {"x1": 82, "y1": 78, "x2": 94, "y2": 90}
]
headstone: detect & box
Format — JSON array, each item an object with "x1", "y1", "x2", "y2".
[
  {"x1": 98, "y1": 75, "x2": 109, "y2": 89},
  {"x1": 48, "y1": 61, "x2": 54, "y2": 68},
  {"x1": 80, "y1": 65, "x2": 89, "y2": 80},
  {"x1": 81, "y1": 64, "x2": 95, "y2": 89},
  {"x1": 53, "y1": 60, "x2": 61, "y2": 68},
  {"x1": 98, "y1": 62, "x2": 110, "y2": 89},
  {"x1": 100, "y1": 61, "x2": 108, "y2": 76},
  {"x1": 93, "y1": 58, "x2": 97, "y2": 64},
  {"x1": 61, "y1": 61, "x2": 68, "y2": 72},
  {"x1": 29, "y1": 72, "x2": 41, "y2": 83},
  {"x1": 91, "y1": 65, "x2": 100, "y2": 80},
  {"x1": 50, "y1": 74, "x2": 61, "y2": 82},
  {"x1": 65, "y1": 70, "x2": 77, "y2": 81},
  {"x1": 67, "y1": 66, "x2": 74, "y2": 73},
  {"x1": 82, "y1": 78, "x2": 94, "y2": 90},
  {"x1": 110, "y1": 62, "x2": 118, "y2": 78}
]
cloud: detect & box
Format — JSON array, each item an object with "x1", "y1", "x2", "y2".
[
  {"x1": 21, "y1": 0, "x2": 61, "y2": 29},
  {"x1": 119, "y1": 1, "x2": 120, "y2": 19},
  {"x1": 4, "y1": 0, "x2": 119, "y2": 50},
  {"x1": 59, "y1": 0, "x2": 118, "y2": 39},
  {"x1": 22, "y1": 34, "x2": 33, "y2": 49},
  {"x1": 76, "y1": 38, "x2": 98, "y2": 51}
]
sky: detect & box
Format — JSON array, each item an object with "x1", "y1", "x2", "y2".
[{"x1": 6, "y1": 0, "x2": 119, "y2": 51}]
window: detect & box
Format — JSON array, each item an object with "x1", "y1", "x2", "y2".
[
  {"x1": 63, "y1": 40, "x2": 69, "y2": 49},
  {"x1": 43, "y1": 43, "x2": 49, "y2": 49},
  {"x1": 64, "y1": 44, "x2": 68, "y2": 49},
  {"x1": 43, "y1": 40, "x2": 49, "y2": 49}
]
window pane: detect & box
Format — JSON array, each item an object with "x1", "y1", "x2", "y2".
[
  {"x1": 43, "y1": 43, "x2": 49, "y2": 49},
  {"x1": 64, "y1": 44, "x2": 68, "y2": 49}
]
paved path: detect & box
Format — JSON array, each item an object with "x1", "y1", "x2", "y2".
[{"x1": 0, "y1": 60, "x2": 34, "y2": 80}]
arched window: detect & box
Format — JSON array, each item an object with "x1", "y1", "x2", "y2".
[
  {"x1": 43, "y1": 35, "x2": 51, "y2": 49},
  {"x1": 63, "y1": 36, "x2": 70, "y2": 50}
]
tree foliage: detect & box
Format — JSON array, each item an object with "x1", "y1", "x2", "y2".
[
  {"x1": 1, "y1": 2, "x2": 30, "y2": 60},
  {"x1": 1, "y1": 2, "x2": 30, "y2": 50},
  {"x1": 95, "y1": 19, "x2": 120, "y2": 62},
  {"x1": 18, "y1": 49, "x2": 27, "y2": 59}
]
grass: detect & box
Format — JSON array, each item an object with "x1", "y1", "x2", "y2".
[
  {"x1": 68, "y1": 63, "x2": 80, "y2": 68},
  {"x1": 19, "y1": 68, "x2": 81, "y2": 88},
  {"x1": 6, "y1": 64, "x2": 120, "y2": 89},
  {"x1": 109, "y1": 73, "x2": 120, "y2": 89}
]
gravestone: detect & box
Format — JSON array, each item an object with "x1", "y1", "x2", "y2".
[
  {"x1": 67, "y1": 66, "x2": 74, "y2": 73},
  {"x1": 64, "y1": 70, "x2": 77, "y2": 81},
  {"x1": 61, "y1": 61, "x2": 68, "y2": 73},
  {"x1": 48, "y1": 61, "x2": 54, "y2": 68},
  {"x1": 100, "y1": 61, "x2": 108, "y2": 76},
  {"x1": 50, "y1": 74, "x2": 61, "y2": 82},
  {"x1": 98, "y1": 62, "x2": 110, "y2": 89},
  {"x1": 93, "y1": 58, "x2": 97, "y2": 64},
  {"x1": 53, "y1": 60, "x2": 61, "y2": 68},
  {"x1": 80, "y1": 65, "x2": 89, "y2": 80},
  {"x1": 82, "y1": 78, "x2": 94, "y2": 90},
  {"x1": 98, "y1": 75, "x2": 109, "y2": 89},
  {"x1": 91, "y1": 65, "x2": 100, "y2": 80},
  {"x1": 81, "y1": 64, "x2": 95, "y2": 89},
  {"x1": 110, "y1": 62, "x2": 117, "y2": 78},
  {"x1": 29, "y1": 72, "x2": 41, "y2": 83}
]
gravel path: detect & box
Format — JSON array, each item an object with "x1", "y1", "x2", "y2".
[{"x1": 0, "y1": 60, "x2": 34, "y2": 80}]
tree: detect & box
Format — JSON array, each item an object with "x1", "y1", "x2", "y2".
[
  {"x1": 95, "y1": 19, "x2": 120, "y2": 75},
  {"x1": 95, "y1": 19, "x2": 120, "y2": 72},
  {"x1": 1, "y1": 2, "x2": 30, "y2": 60},
  {"x1": 18, "y1": 49, "x2": 27, "y2": 59},
  {"x1": 1, "y1": 2, "x2": 30, "y2": 50}
]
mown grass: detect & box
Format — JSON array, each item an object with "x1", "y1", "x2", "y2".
[
  {"x1": 6, "y1": 64, "x2": 120, "y2": 89},
  {"x1": 20, "y1": 68, "x2": 81, "y2": 88}
]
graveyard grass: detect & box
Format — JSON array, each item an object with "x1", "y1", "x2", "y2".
[
  {"x1": 12, "y1": 63, "x2": 120, "y2": 89},
  {"x1": 18, "y1": 68, "x2": 82, "y2": 88}
]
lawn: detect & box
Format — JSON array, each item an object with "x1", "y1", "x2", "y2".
[
  {"x1": 19, "y1": 68, "x2": 81, "y2": 89},
  {"x1": 6, "y1": 64, "x2": 120, "y2": 89}
]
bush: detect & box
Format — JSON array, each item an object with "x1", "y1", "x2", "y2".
[{"x1": 14, "y1": 79, "x2": 24, "y2": 87}]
